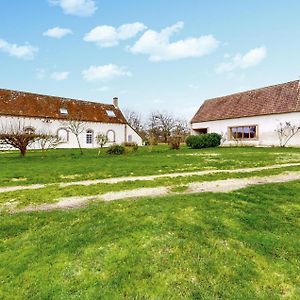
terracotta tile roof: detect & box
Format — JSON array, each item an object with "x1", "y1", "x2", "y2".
[
  {"x1": 0, "y1": 88, "x2": 127, "y2": 124},
  {"x1": 191, "y1": 80, "x2": 300, "y2": 123}
]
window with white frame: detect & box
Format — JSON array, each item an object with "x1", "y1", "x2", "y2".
[
  {"x1": 106, "y1": 110, "x2": 116, "y2": 117},
  {"x1": 60, "y1": 107, "x2": 68, "y2": 115},
  {"x1": 86, "y1": 130, "x2": 94, "y2": 144}
]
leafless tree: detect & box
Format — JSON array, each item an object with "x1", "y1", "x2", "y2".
[
  {"x1": 147, "y1": 111, "x2": 177, "y2": 143},
  {"x1": 96, "y1": 133, "x2": 108, "y2": 155},
  {"x1": 124, "y1": 109, "x2": 144, "y2": 132},
  {"x1": 61, "y1": 119, "x2": 86, "y2": 154},
  {"x1": 172, "y1": 119, "x2": 190, "y2": 141},
  {"x1": 147, "y1": 111, "x2": 189, "y2": 143},
  {"x1": 220, "y1": 131, "x2": 227, "y2": 145},
  {"x1": 0, "y1": 120, "x2": 41, "y2": 156},
  {"x1": 36, "y1": 133, "x2": 63, "y2": 156},
  {"x1": 275, "y1": 122, "x2": 300, "y2": 147}
]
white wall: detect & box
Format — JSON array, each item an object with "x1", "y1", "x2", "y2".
[
  {"x1": 191, "y1": 112, "x2": 300, "y2": 147},
  {"x1": 0, "y1": 116, "x2": 143, "y2": 149}
]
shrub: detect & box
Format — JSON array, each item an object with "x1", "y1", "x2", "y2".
[
  {"x1": 186, "y1": 133, "x2": 221, "y2": 149},
  {"x1": 106, "y1": 144, "x2": 126, "y2": 155},
  {"x1": 168, "y1": 135, "x2": 181, "y2": 150},
  {"x1": 123, "y1": 142, "x2": 138, "y2": 152}
]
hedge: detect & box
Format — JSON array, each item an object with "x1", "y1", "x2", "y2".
[
  {"x1": 106, "y1": 144, "x2": 126, "y2": 155},
  {"x1": 186, "y1": 133, "x2": 221, "y2": 149}
]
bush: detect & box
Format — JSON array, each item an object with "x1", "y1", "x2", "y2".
[
  {"x1": 123, "y1": 142, "x2": 138, "y2": 152},
  {"x1": 186, "y1": 133, "x2": 221, "y2": 149},
  {"x1": 168, "y1": 135, "x2": 181, "y2": 150},
  {"x1": 106, "y1": 144, "x2": 126, "y2": 155}
]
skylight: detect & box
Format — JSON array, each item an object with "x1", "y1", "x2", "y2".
[
  {"x1": 60, "y1": 107, "x2": 68, "y2": 115},
  {"x1": 106, "y1": 110, "x2": 116, "y2": 117}
]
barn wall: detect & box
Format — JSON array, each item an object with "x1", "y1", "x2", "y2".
[
  {"x1": 0, "y1": 116, "x2": 143, "y2": 149},
  {"x1": 191, "y1": 112, "x2": 300, "y2": 146}
]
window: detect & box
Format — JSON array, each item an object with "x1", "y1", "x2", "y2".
[
  {"x1": 60, "y1": 107, "x2": 68, "y2": 115},
  {"x1": 86, "y1": 130, "x2": 94, "y2": 144},
  {"x1": 106, "y1": 130, "x2": 116, "y2": 142},
  {"x1": 128, "y1": 135, "x2": 133, "y2": 142},
  {"x1": 57, "y1": 128, "x2": 69, "y2": 142},
  {"x1": 196, "y1": 128, "x2": 208, "y2": 134},
  {"x1": 106, "y1": 110, "x2": 116, "y2": 117},
  {"x1": 24, "y1": 127, "x2": 35, "y2": 134},
  {"x1": 229, "y1": 125, "x2": 257, "y2": 140}
]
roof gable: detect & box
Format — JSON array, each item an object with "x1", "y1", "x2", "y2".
[
  {"x1": 0, "y1": 89, "x2": 127, "y2": 124},
  {"x1": 191, "y1": 80, "x2": 300, "y2": 123}
]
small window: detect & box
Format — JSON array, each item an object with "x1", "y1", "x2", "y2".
[
  {"x1": 86, "y1": 130, "x2": 94, "y2": 144},
  {"x1": 196, "y1": 128, "x2": 208, "y2": 134},
  {"x1": 128, "y1": 135, "x2": 133, "y2": 142},
  {"x1": 24, "y1": 127, "x2": 35, "y2": 134},
  {"x1": 60, "y1": 107, "x2": 68, "y2": 115},
  {"x1": 106, "y1": 110, "x2": 116, "y2": 117}
]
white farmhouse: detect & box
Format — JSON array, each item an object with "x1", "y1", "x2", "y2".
[
  {"x1": 191, "y1": 80, "x2": 300, "y2": 146},
  {"x1": 0, "y1": 88, "x2": 142, "y2": 148}
]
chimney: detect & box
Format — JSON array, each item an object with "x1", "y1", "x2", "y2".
[{"x1": 113, "y1": 97, "x2": 119, "y2": 108}]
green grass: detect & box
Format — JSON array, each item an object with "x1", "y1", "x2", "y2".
[
  {"x1": 1, "y1": 164, "x2": 300, "y2": 209},
  {"x1": 1, "y1": 145, "x2": 300, "y2": 299},
  {"x1": 1, "y1": 181, "x2": 300, "y2": 299},
  {"x1": 1, "y1": 145, "x2": 300, "y2": 186}
]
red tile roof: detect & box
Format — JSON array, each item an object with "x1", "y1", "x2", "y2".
[
  {"x1": 0, "y1": 88, "x2": 127, "y2": 124},
  {"x1": 191, "y1": 80, "x2": 300, "y2": 123}
]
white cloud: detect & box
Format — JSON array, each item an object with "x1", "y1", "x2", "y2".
[
  {"x1": 129, "y1": 21, "x2": 219, "y2": 62},
  {"x1": 50, "y1": 0, "x2": 97, "y2": 17},
  {"x1": 51, "y1": 71, "x2": 70, "y2": 81},
  {"x1": 43, "y1": 27, "x2": 73, "y2": 39},
  {"x1": 0, "y1": 38, "x2": 38, "y2": 60},
  {"x1": 82, "y1": 64, "x2": 132, "y2": 81},
  {"x1": 84, "y1": 22, "x2": 147, "y2": 47},
  {"x1": 216, "y1": 46, "x2": 267, "y2": 73}
]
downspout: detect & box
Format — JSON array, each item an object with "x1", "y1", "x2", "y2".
[{"x1": 124, "y1": 124, "x2": 127, "y2": 143}]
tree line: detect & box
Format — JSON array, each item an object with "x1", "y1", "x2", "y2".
[{"x1": 124, "y1": 109, "x2": 190, "y2": 144}]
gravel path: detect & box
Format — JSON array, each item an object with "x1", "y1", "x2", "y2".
[
  {"x1": 15, "y1": 171, "x2": 300, "y2": 213},
  {"x1": 1, "y1": 162, "x2": 300, "y2": 194}
]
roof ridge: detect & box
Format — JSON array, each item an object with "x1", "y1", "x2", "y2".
[
  {"x1": 204, "y1": 79, "x2": 300, "y2": 103},
  {"x1": 0, "y1": 88, "x2": 113, "y2": 108}
]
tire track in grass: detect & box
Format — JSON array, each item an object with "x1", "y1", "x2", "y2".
[
  {"x1": 1, "y1": 162, "x2": 300, "y2": 194},
  {"x1": 14, "y1": 171, "x2": 300, "y2": 213}
]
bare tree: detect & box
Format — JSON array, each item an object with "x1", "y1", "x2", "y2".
[
  {"x1": 0, "y1": 121, "x2": 41, "y2": 156},
  {"x1": 275, "y1": 122, "x2": 300, "y2": 147},
  {"x1": 36, "y1": 133, "x2": 63, "y2": 156},
  {"x1": 148, "y1": 111, "x2": 177, "y2": 143},
  {"x1": 61, "y1": 119, "x2": 86, "y2": 154},
  {"x1": 172, "y1": 119, "x2": 190, "y2": 141},
  {"x1": 96, "y1": 133, "x2": 108, "y2": 155},
  {"x1": 124, "y1": 109, "x2": 144, "y2": 132},
  {"x1": 147, "y1": 111, "x2": 189, "y2": 143}
]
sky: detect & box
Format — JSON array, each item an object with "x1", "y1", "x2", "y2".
[{"x1": 1, "y1": 0, "x2": 300, "y2": 120}]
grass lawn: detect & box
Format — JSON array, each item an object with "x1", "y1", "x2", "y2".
[
  {"x1": 1, "y1": 145, "x2": 300, "y2": 186},
  {"x1": 1, "y1": 181, "x2": 300, "y2": 299},
  {"x1": 1, "y1": 145, "x2": 300, "y2": 299}
]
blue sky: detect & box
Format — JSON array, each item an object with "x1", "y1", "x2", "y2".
[{"x1": 1, "y1": 0, "x2": 300, "y2": 119}]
